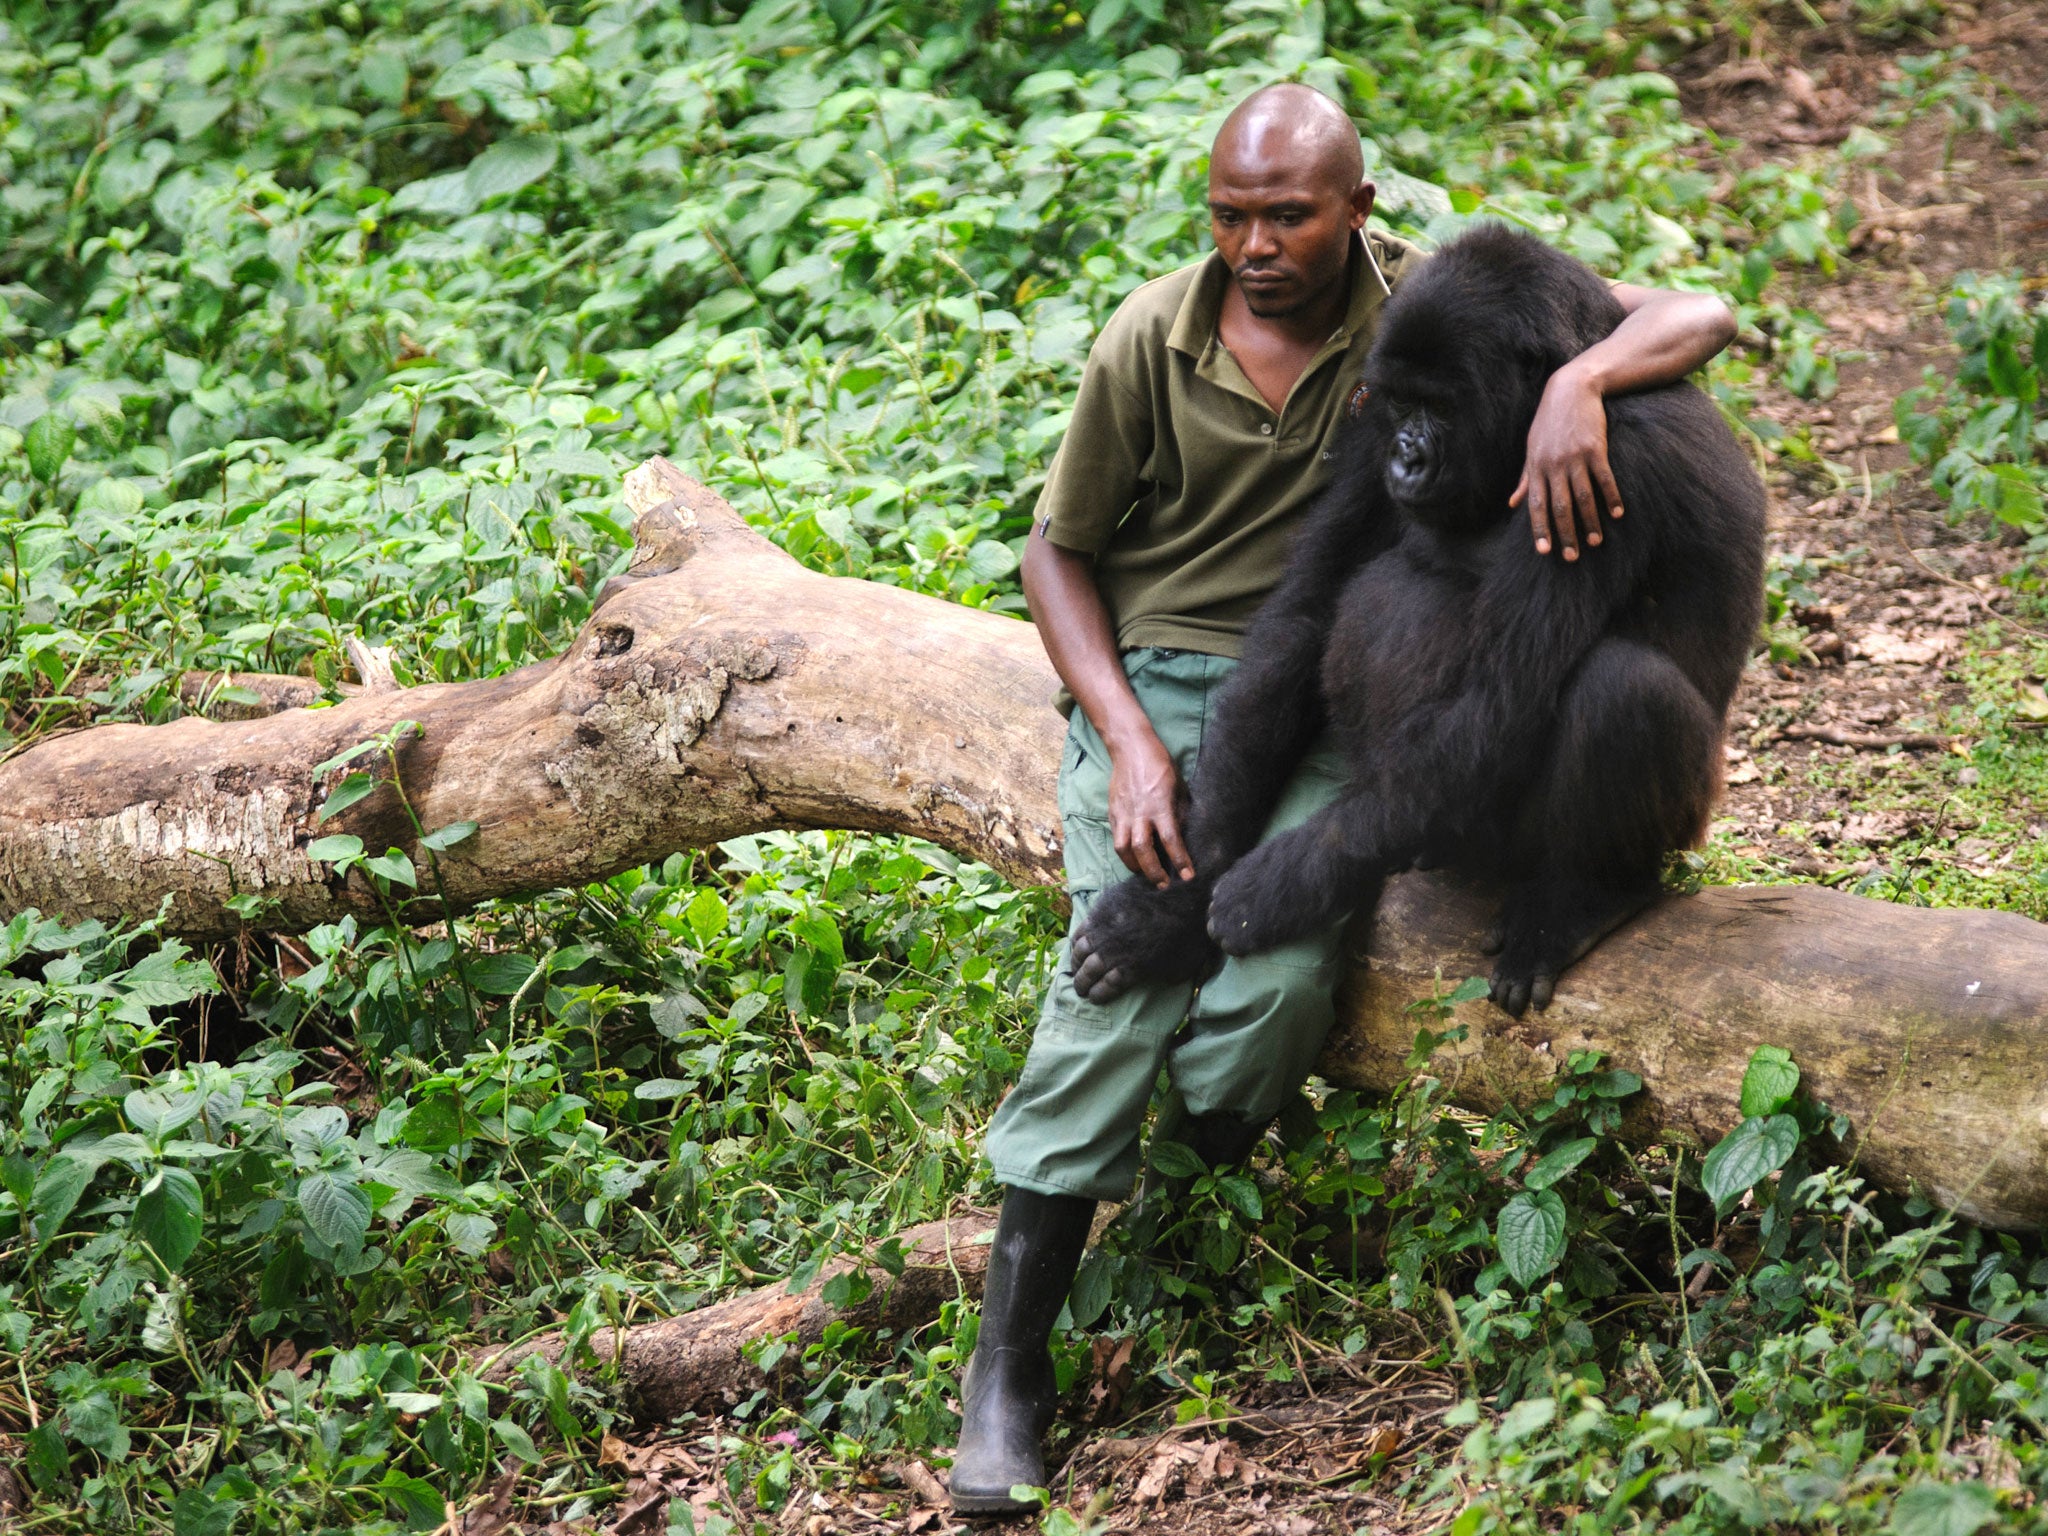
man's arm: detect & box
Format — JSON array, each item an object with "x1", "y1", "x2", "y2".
[
  {"x1": 1023, "y1": 534, "x2": 1195, "y2": 890},
  {"x1": 1512, "y1": 284, "x2": 1738, "y2": 559}
]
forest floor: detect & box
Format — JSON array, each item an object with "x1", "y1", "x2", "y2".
[{"x1": 567, "y1": 8, "x2": 2048, "y2": 1535}]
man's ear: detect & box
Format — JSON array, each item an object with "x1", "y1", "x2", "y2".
[{"x1": 1351, "y1": 180, "x2": 1377, "y2": 229}]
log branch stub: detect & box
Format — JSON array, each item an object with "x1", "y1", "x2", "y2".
[
  {"x1": 478, "y1": 1212, "x2": 995, "y2": 1421},
  {"x1": 0, "y1": 457, "x2": 1065, "y2": 938},
  {"x1": 2, "y1": 458, "x2": 2046, "y2": 1228}
]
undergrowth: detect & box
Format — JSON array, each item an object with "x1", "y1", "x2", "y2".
[{"x1": 2, "y1": 0, "x2": 2044, "y2": 1533}]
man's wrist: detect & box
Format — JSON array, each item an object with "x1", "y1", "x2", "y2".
[
  {"x1": 1098, "y1": 708, "x2": 1162, "y2": 761},
  {"x1": 1548, "y1": 353, "x2": 1608, "y2": 401}
]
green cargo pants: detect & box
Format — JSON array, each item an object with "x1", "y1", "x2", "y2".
[{"x1": 984, "y1": 648, "x2": 1352, "y2": 1202}]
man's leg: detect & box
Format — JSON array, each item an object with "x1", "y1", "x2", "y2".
[
  {"x1": 959, "y1": 652, "x2": 1214, "y2": 1514},
  {"x1": 1167, "y1": 734, "x2": 1356, "y2": 1165}
]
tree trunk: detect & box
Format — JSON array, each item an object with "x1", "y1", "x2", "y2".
[
  {"x1": 2, "y1": 458, "x2": 2045, "y2": 1228},
  {"x1": 476, "y1": 1211, "x2": 996, "y2": 1421}
]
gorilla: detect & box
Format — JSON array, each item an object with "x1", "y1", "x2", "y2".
[{"x1": 1069, "y1": 224, "x2": 1766, "y2": 1017}]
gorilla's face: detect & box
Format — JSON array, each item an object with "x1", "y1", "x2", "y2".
[{"x1": 1367, "y1": 362, "x2": 1540, "y2": 536}]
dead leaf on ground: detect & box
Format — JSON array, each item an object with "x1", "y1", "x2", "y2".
[
  {"x1": 1841, "y1": 812, "x2": 1910, "y2": 848},
  {"x1": 1134, "y1": 1440, "x2": 1204, "y2": 1504},
  {"x1": 1955, "y1": 1432, "x2": 2025, "y2": 1495},
  {"x1": 1087, "y1": 1335, "x2": 1136, "y2": 1422},
  {"x1": 597, "y1": 1433, "x2": 702, "y2": 1479},
  {"x1": 458, "y1": 1464, "x2": 520, "y2": 1536},
  {"x1": 1851, "y1": 626, "x2": 1951, "y2": 667}
]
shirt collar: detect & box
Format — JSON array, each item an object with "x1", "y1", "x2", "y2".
[{"x1": 1166, "y1": 231, "x2": 1392, "y2": 359}]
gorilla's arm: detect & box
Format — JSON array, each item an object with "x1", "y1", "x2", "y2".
[
  {"x1": 1207, "y1": 519, "x2": 1656, "y2": 954},
  {"x1": 1181, "y1": 462, "x2": 1391, "y2": 871},
  {"x1": 1067, "y1": 446, "x2": 1392, "y2": 1003}
]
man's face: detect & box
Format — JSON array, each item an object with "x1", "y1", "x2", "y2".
[{"x1": 1208, "y1": 146, "x2": 1372, "y2": 321}]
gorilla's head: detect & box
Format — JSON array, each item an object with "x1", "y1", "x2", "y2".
[{"x1": 1359, "y1": 225, "x2": 1627, "y2": 535}]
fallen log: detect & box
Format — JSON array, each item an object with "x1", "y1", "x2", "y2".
[
  {"x1": 477, "y1": 1211, "x2": 997, "y2": 1421},
  {"x1": 2, "y1": 458, "x2": 2046, "y2": 1228}
]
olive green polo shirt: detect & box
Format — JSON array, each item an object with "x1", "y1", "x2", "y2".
[{"x1": 1035, "y1": 229, "x2": 1427, "y2": 658}]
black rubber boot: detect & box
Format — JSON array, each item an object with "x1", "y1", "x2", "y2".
[{"x1": 948, "y1": 1188, "x2": 1095, "y2": 1515}]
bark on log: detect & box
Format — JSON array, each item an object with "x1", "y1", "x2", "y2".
[
  {"x1": 2, "y1": 458, "x2": 2046, "y2": 1229},
  {"x1": 477, "y1": 1212, "x2": 996, "y2": 1421}
]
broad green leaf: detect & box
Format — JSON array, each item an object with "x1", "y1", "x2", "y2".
[
  {"x1": 633, "y1": 1078, "x2": 693, "y2": 1101},
  {"x1": 1739, "y1": 1045, "x2": 1800, "y2": 1118},
  {"x1": 308, "y1": 834, "x2": 364, "y2": 865},
  {"x1": 1522, "y1": 1137, "x2": 1597, "y2": 1191},
  {"x1": 125, "y1": 1088, "x2": 203, "y2": 1138},
  {"x1": 1888, "y1": 1480, "x2": 1997, "y2": 1536},
  {"x1": 685, "y1": 887, "x2": 728, "y2": 948},
  {"x1": 298, "y1": 1171, "x2": 372, "y2": 1249},
  {"x1": 170, "y1": 1486, "x2": 238, "y2": 1536},
  {"x1": 31, "y1": 1155, "x2": 93, "y2": 1242},
  {"x1": 1148, "y1": 1139, "x2": 1205, "y2": 1180},
  {"x1": 1215, "y1": 1173, "x2": 1263, "y2": 1220},
  {"x1": 365, "y1": 850, "x2": 418, "y2": 888},
  {"x1": 317, "y1": 771, "x2": 378, "y2": 821},
  {"x1": 1496, "y1": 1189, "x2": 1567, "y2": 1287},
  {"x1": 1448, "y1": 975, "x2": 1491, "y2": 1004},
  {"x1": 651, "y1": 986, "x2": 706, "y2": 1039},
  {"x1": 133, "y1": 1167, "x2": 204, "y2": 1272},
  {"x1": 471, "y1": 952, "x2": 537, "y2": 995},
  {"x1": 402, "y1": 1097, "x2": 465, "y2": 1153},
  {"x1": 491, "y1": 1417, "x2": 543, "y2": 1464},
  {"x1": 419, "y1": 819, "x2": 478, "y2": 851},
  {"x1": 464, "y1": 135, "x2": 557, "y2": 204},
  {"x1": 1068, "y1": 1250, "x2": 1115, "y2": 1329},
  {"x1": 310, "y1": 738, "x2": 385, "y2": 776},
  {"x1": 284, "y1": 1105, "x2": 349, "y2": 1152},
  {"x1": 1701, "y1": 1114, "x2": 1801, "y2": 1212},
  {"x1": 443, "y1": 1213, "x2": 496, "y2": 1256},
  {"x1": 24, "y1": 414, "x2": 73, "y2": 482}
]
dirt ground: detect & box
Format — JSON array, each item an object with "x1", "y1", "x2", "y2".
[
  {"x1": 572, "y1": 7, "x2": 2048, "y2": 1533},
  {"x1": 1677, "y1": 0, "x2": 2048, "y2": 882}
]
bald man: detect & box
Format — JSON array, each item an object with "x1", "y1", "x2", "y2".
[{"x1": 949, "y1": 83, "x2": 1736, "y2": 1513}]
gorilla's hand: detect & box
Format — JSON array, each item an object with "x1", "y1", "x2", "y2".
[
  {"x1": 1206, "y1": 837, "x2": 1323, "y2": 956},
  {"x1": 1069, "y1": 876, "x2": 1216, "y2": 1003}
]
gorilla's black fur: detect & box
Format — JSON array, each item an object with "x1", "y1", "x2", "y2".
[{"x1": 1069, "y1": 224, "x2": 1766, "y2": 1016}]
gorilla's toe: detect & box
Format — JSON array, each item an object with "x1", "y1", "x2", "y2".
[{"x1": 1489, "y1": 968, "x2": 1531, "y2": 1018}]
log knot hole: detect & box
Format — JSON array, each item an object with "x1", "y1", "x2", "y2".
[{"x1": 543, "y1": 634, "x2": 783, "y2": 814}]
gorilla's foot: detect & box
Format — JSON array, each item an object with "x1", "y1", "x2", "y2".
[
  {"x1": 1069, "y1": 876, "x2": 1216, "y2": 1003},
  {"x1": 1485, "y1": 877, "x2": 1657, "y2": 1017},
  {"x1": 1207, "y1": 838, "x2": 1332, "y2": 956}
]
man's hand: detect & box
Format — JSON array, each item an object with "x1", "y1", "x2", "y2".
[
  {"x1": 1510, "y1": 363, "x2": 1621, "y2": 562},
  {"x1": 1106, "y1": 725, "x2": 1196, "y2": 889}
]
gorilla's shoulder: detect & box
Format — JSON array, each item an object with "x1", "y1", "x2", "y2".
[{"x1": 1384, "y1": 224, "x2": 1625, "y2": 362}]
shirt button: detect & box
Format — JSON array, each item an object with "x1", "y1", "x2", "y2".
[{"x1": 1259, "y1": 422, "x2": 1274, "y2": 436}]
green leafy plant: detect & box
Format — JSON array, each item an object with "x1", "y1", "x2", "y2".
[{"x1": 1898, "y1": 272, "x2": 2048, "y2": 538}]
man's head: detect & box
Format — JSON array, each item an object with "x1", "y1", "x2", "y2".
[{"x1": 1208, "y1": 83, "x2": 1374, "y2": 320}]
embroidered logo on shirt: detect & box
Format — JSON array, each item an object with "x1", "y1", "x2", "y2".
[{"x1": 1346, "y1": 381, "x2": 1371, "y2": 419}]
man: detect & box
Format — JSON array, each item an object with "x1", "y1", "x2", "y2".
[{"x1": 948, "y1": 83, "x2": 1737, "y2": 1515}]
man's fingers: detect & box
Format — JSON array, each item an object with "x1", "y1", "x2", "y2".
[
  {"x1": 1594, "y1": 459, "x2": 1625, "y2": 521},
  {"x1": 1159, "y1": 819, "x2": 1196, "y2": 885},
  {"x1": 1127, "y1": 828, "x2": 1170, "y2": 890},
  {"x1": 1525, "y1": 481, "x2": 1554, "y2": 555},
  {"x1": 1568, "y1": 463, "x2": 1602, "y2": 548},
  {"x1": 1548, "y1": 471, "x2": 1579, "y2": 560}
]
